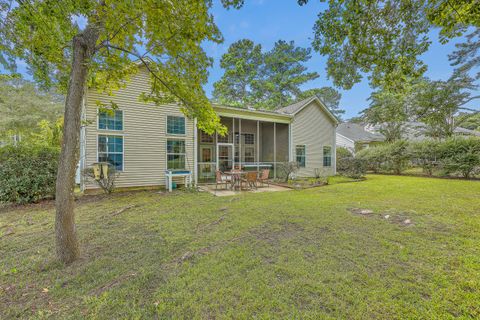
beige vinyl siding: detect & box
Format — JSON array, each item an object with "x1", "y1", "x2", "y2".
[
  {"x1": 291, "y1": 100, "x2": 336, "y2": 177},
  {"x1": 83, "y1": 67, "x2": 194, "y2": 190}
]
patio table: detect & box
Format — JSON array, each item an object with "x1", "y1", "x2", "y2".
[{"x1": 224, "y1": 171, "x2": 258, "y2": 190}]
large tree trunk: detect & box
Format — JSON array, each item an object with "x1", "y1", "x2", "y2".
[{"x1": 55, "y1": 27, "x2": 99, "y2": 264}]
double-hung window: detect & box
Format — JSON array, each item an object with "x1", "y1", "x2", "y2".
[
  {"x1": 296, "y1": 145, "x2": 306, "y2": 167},
  {"x1": 323, "y1": 146, "x2": 332, "y2": 167},
  {"x1": 167, "y1": 139, "x2": 186, "y2": 170},
  {"x1": 98, "y1": 135, "x2": 123, "y2": 171},
  {"x1": 98, "y1": 109, "x2": 123, "y2": 130},
  {"x1": 167, "y1": 116, "x2": 185, "y2": 135}
]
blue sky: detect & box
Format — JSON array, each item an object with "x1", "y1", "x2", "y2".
[{"x1": 204, "y1": 0, "x2": 473, "y2": 119}]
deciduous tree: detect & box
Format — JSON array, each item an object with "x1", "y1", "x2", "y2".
[
  {"x1": 412, "y1": 74, "x2": 480, "y2": 138},
  {"x1": 0, "y1": 0, "x2": 242, "y2": 263},
  {"x1": 299, "y1": 0, "x2": 479, "y2": 89}
]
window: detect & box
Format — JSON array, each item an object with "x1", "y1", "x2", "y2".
[
  {"x1": 323, "y1": 146, "x2": 332, "y2": 167},
  {"x1": 244, "y1": 133, "x2": 255, "y2": 145},
  {"x1": 98, "y1": 135, "x2": 123, "y2": 171},
  {"x1": 167, "y1": 116, "x2": 185, "y2": 135},
  {"x1": 167, "y1": 139, "x2": 186, "y2": 170},
  {"x1": 235, "y1": 132, "x2": 255, "y2": 144},
  {"x1": 244, "y1": 146, "x2": 255, "y2": 163},
  {"x1": 296, "y1": 145, "x2": 306, "y2": 167},
  {"x1": 98, "y1": 109, "x2": 123, "y2": 130},
  {"x1": 200, "y1": 131, "x2": 214, "y2": 143}
]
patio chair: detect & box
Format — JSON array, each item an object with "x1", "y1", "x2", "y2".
[
  {"x1": 258, "y1": 169, "x2": 270, "y2": 187},
  {"x1": 215, "y1": 170, "x2": 231, "y2": 191},
  {"x1": 241, "y1": 171, "x2": 258, "y2": 190}
]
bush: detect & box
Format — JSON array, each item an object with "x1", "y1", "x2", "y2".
[
  {"x1": 383, "y1": 140, "x2": 410, "y2": 174},
  {"x1": 409, "y1": 140, "x2": 441, "y2": 176},
  {"x1": 338, "y1": 156, "x2": 367, "y2": 179},
  {"x1": 356, "y1": 145, "x2": 387, "y2": 173},
  {"x1": 83, "y1": 164, "x2": 119, "y2": 194},
  {"x1": 440, "y1": 137, "x2": 480, "y2": 178},
  {"x1": 277, "y1": 161, "x2": 299, "y2": 182},
  {"x1": 0, "y1": 144, "x2": 59, "y2": 204}
]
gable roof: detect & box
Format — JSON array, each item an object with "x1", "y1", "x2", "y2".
[
  {"x1": 337, "y1": 122, "x2": 385, "y2": 142},
  {"x1": 276, "y1": 96, "x2": 339, "y2": 124}
]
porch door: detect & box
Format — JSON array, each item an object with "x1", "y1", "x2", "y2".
[
  {"x1": 217, "y1": 143, "x2": 234, "y2": 172},
  {"x1": 199, "y1": 145, "x2": 215, "y2": 180}
]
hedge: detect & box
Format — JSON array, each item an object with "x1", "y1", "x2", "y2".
[
  {"x1": 352, "y1": 137, "x2": 480, "y2": 178},
  {"x1": 0, "y1": 144, "x2": 59, "y2": 204}
]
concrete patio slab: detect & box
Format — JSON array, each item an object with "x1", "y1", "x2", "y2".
[{"x1": 199, "y1": 184, "x2": 291, "y2": 197}]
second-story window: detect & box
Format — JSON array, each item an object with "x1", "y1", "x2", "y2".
[
  {"x1": 167, "y1": 116, "x2": 185, "y2": 135},
  {"x1": 98, "y1": 109, "x2": 123, "y2": 130}
]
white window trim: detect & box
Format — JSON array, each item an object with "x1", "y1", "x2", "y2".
[
  {"x1": 166, "y1": 138, "x2": 187, "y2": 170},
  {"x1": 96, "y1": 134, "x2": 125, "y2": 172},
  {"x1": 296, "y1": 144, "x2": 306, "y2": 168},
  {"x1": 166, "y1": 115, "x2": 186, "y2": 136},
  {"x1": 97, "y1": 107, "x2": 124, "y2": 131}
]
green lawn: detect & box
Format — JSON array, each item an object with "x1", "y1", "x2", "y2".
[{"x1": 1, "y1": 175, "x2": 480, "y2": 319}]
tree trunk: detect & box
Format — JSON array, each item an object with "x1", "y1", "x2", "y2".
[{"x1": 55, "y1": 27, "x2": 99, "y2": 264}]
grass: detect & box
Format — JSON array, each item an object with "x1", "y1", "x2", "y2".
[{"x1": 1, "y1": 175, "x2": 480, "y2": 319}]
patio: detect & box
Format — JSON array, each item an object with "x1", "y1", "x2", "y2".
[{"x1": 199, "y1": 183, "x2": 291, "y2": 197}]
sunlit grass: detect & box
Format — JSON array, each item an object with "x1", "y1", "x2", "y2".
[{"x1": 1, "y1": 175, "x2": 479, "y2": 318}]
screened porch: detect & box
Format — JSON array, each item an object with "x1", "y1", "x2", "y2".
[{"x1": 197, "y1": 116, "x2": 290, "y2": 183}]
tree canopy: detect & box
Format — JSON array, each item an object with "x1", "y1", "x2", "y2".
[
  {"x1": 214, "y1": 39, "x2": 343, "y2": 112},
  {"x1": 212, "y1": 39, "x2": 263, "y2": 107},
  {"x1": 411, "y1": 74, "x2": 479, "y2": 138},
  {"x1": 299, "y1": 0, "x2": 479, "y2": 90},
  {"x1": 1, "y1": 0, "x2": 243, "y2": 134},
  {"x1": 0, "y1": 77, "x2": 63, "y2": 142}
]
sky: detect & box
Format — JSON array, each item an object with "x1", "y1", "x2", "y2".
[{"x1": 203, "y1": 0, "x2": 473, "y2": 119}]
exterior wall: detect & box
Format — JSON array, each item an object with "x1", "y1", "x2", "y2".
[
  {"x1": 82, "y1": 67, "x2": 195, "y2": 190},
  {"x1": 336, "y1": 133, "x2": 355, "y2": 153},
  {"x1": 291, "y1": 100, "x2": 336, "y2": 177}
]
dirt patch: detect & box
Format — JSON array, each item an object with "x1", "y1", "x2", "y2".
[
  {"x1": 349, "y1": 208, "x2": 414, "y2": 226},
  {"x1": 348, "y1": 208, "x2": 375, "y2": 216}
]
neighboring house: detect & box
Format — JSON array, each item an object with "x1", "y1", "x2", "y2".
[
  {"x1": 336, "y1": 122, "x2": 385, "y2": 153},
  {"x1": 79, "y1": 66, "x2": 338, "y2": 191},
  {"x1": 365, "y1": 121, "x2": 480, "y2": 141},
  {"x1": 400, "y1": 121, "x2": 480, "y2": 141}
]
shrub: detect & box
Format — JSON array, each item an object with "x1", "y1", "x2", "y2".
[
  {"x1": 409, "y1": 140, "x2": 441, "y2": 175},
  {"x1": 338, "y1": 156, "x2": 367, "y2": 179},
  {"x1": 83, "y1": 164, "x2": 119, "y2": 194},
  {"x1": 277, "y1": 161, "x2": 299, "y2": 182},
  {"x1": 440, "y1": 137, "x2": 480, "y2": 178},
  {"x1": 356, "y1": 145, "x2": 387, "y2": 173},
  {"x1": 383, "y1": 140, "x2": 410, "y2": 174},
  {"x1": 0, "y1": 144, "x2": 59, "y2": 204}
]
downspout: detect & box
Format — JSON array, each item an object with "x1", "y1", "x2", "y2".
[{"x1": 193, "y1": 118, "x2": 198, "y2": 185}]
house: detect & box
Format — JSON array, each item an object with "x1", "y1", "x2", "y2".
[
  {"x1": 364, "y1": 121, "x2": 480, "y2": 142},
  {"x1": 336, "y1": 122, "x2": 385, "y2": 153},
  {"x1": 79, "y1": 66, "x2": 338, "y2": 191},
  {"x1": 399, "y1": 121, "x2": 480, "y2": 141}
]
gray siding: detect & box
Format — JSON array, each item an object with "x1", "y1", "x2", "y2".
[
  {"x1": 82, "y1": 67, "x2": 195, "y2": 190},
  {"x1": 336, "y1": 133, "x2": 355, "y2": 153},
  {"x1": 291, "y1": 100, "x2": 336, "y2": 177}
]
